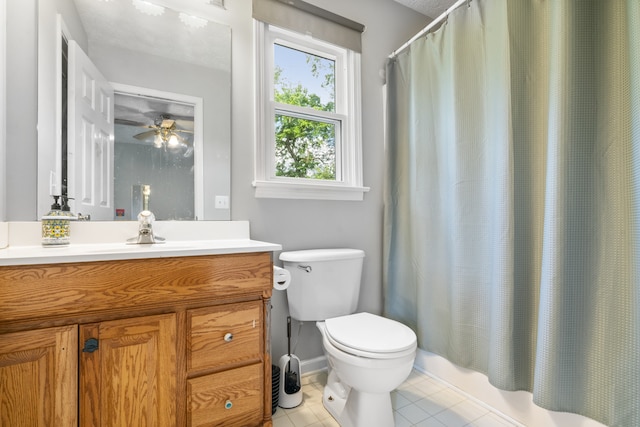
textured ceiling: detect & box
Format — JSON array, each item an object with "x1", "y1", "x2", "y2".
[{"x1": 394, "y1": 0, "x2": 459, "y2": 18}]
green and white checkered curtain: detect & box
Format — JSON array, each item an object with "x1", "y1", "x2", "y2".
[{"x1": 384, "y1": 0, "x2": 640, "y2": 425}]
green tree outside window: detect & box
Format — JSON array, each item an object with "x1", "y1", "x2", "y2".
[{"x1": 274, "y1": 48, "x2": 337, "y2": 180}]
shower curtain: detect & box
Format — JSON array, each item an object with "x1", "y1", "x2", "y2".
[{"x1": 383, "y1": 0, "x2": 640, "y2": 425}]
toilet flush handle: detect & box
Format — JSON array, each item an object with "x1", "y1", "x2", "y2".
[{"x1": 297, "y1": 265, "x2": 312, "y2": 273}]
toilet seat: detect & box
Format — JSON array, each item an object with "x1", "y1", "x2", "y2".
[{"x1": 324, "y1": 312, "x2": 417, "y2": 359}]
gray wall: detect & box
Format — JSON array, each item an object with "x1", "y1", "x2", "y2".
[
  {"x1": 0, "y1": 0, "x2": 6, "y2": 221},
  {"x1": 4, "y1": 0, "x2": 428, "y2": 362},
  {"x1": 228, "y1": 0, "x2": 428, "y2": 361}
]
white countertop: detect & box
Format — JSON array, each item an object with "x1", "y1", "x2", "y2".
[
  {"x1": 0, "y1": 221, "x2": 282, "y2": 266},
  {"x1": 0, "y1": 239, "x2": 282, "y2": 266}
]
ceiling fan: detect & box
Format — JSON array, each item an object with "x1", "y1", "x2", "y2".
[{"x1": 132, "y1": 115, "x2": 194, "y2": 149}]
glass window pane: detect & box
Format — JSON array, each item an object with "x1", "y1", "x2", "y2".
[
  {"x1": 274, "y1": 44, "x2": 335, "y2": 113},
  {"x1": 275, "y1": 114, "x2": 336, "y2": 180}
]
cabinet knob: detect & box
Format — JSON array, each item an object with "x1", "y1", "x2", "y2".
[
  {"x1": 82, "y1": 338, "x2": 99, "y2": 353},
  {"x1": 223, "y1": 333, "x2": 233, "y2": 342},
  {"x1": 225, "y1": 400, "x2": 233, "y2": 410}
]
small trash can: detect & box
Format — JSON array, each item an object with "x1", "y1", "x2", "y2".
[{"x1": 272, "y1": 364, "x2": 280, "y2": 414}]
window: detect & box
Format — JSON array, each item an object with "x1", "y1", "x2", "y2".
[{"x1": 254, "y1": 22, "x2": 368, "y2": 200}]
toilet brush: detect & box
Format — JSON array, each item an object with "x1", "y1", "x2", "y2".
[{"x1": 284, "y1": 316, "x2": 301, "y2": 394}]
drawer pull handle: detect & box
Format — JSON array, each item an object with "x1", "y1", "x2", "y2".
[
  {"x1": 224, "y1": 333, "x2": 233, "y2": 342},
  {"x1": 225, "y1": 400, "x2": 233, "y2": 410}
]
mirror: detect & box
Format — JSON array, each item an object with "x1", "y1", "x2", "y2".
[
  {"x1": 37, "y1": 0, "x2": 231, "y2": 220},
  {"x1": 112, "y1": 86, "x2": 202, "y2": 220}
]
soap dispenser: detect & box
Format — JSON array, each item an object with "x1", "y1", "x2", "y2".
[{"x1": 41, "y1": 195, "x2": 76, "y2": 246}]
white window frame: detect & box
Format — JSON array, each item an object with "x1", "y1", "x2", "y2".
[{"x1": 253, "y1": 21, "x2": 369, "y2": 200}]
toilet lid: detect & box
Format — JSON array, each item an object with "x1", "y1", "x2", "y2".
[{"x1": 324, "y1": 312, "x2": 417, "y2": 355}]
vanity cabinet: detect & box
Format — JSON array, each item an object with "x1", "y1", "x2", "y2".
[
  {"x1": 0, "y1": 325, "x2": 78, "y2": 426},
  {"x1": 186, "y1": 302, "x2": 265, "y2": 426},
  {"x1": 0, "y1": 252, "x2": 274, "y2": 427},
  {"x1": 79, "y1": 313, "x2": 177, "y2": 427}
]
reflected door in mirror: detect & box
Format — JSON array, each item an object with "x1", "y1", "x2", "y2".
[{"x1": 68, "y1": 40, "x2": 114, "y2": 221}]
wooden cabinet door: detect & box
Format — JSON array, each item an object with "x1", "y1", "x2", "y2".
[
  {"x1": 0, "y1": 325, "x2": 78, "y2": 427},
  {"x1": 79, "y1": 313, "x2": 177, "y2": 427}
]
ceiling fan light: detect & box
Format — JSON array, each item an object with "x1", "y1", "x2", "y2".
[
  {"x1": 168, "y1": 134, "x2": 180, "y2": 147},
  {"x1": 154, "y1": 133, "x2": 163, "y2": 147},
  {"x1": 132, "y1": 0, "x2": 165, "y2": 16}
]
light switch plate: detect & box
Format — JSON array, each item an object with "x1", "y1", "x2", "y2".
[{"x1": 215, "y1": 195, "x2": 229, "y2": 209}]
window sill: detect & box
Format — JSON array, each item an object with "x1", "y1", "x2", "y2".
[{"x1": 252, "y1": 180, "x2": 370, "y2": 201}]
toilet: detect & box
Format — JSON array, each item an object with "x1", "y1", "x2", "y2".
[{"x1": 280, "y1": 249, "x2": 417, "y2": 427}]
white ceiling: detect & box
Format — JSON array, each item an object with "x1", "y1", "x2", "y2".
[
  {"x1": 393, "y1": 0, "x2": 459, "y2": 18},
  {"x1": 72, "y1": 0, "x2": 230, "y2": 70}
]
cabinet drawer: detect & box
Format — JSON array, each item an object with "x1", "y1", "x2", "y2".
[
  {"x1": 187, "y1": 301, "x2": 262, "y2": 372},
  {"x1": 0, "y1": 252, "x2": 272, "y2": 329},
  {"x1": 187, "y1": 363, "x2": 263, "y2": 427}
]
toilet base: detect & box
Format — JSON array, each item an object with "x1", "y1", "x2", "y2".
[
  {"x1": 322, "y1": 383, "x2": 347, "y2": 424},
  {"x1": 322, "y1": 382, "x2": 394, "y2": 427}
]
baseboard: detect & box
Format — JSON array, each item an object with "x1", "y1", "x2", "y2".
[{"x1": 300, "y1": 355, "x2": 327, "y2": 375}]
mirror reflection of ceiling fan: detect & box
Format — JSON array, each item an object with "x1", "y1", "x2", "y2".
[
  {"x1": 133, "y1": 115, "x2": 194, "y2": 149},
  {"x1": 113, "y1": 92, "x2": 196, "y2": 157}
]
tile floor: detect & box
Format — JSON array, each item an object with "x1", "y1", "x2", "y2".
[{"x1": 272, "y1": 369, "x2": 523, "y2": 427}]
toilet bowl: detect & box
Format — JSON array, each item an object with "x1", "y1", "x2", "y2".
[
  {"x1": 317, "y1": 312, "x2": 417, "y2": 427},
  {"x1": 279, "y1": 249, "x2": 417, "y2": 427}
]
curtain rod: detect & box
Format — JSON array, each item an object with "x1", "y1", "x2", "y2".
[{"x1": 389, "y1": 0, "x2": 468, "y2": 58}]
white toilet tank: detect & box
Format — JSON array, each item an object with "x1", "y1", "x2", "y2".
[{"x1": 280, "y1": 249, "x2": 365, "y2": 321}]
